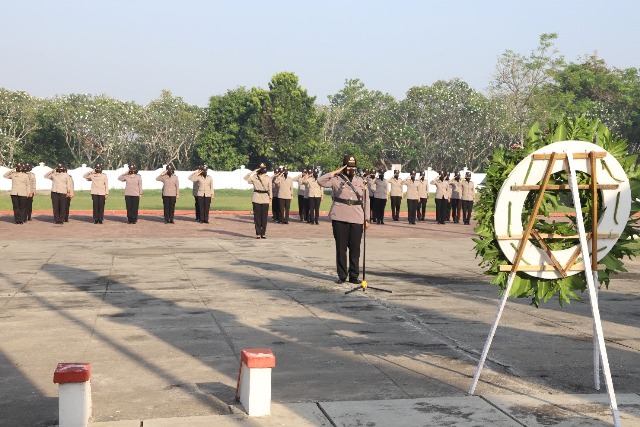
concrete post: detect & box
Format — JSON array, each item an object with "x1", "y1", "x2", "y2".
[
  {"x1": 235, "y1": 349, "x2": 276, "y2": 416},
  {"x1": 53, "y1": 362, "x2": 92, "y2": 427}
]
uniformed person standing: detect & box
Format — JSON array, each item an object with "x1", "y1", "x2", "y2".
[
  {"x1": 3, "y1": 163, "x2": 30, "y2": 224},
  {"x1": 192, "y1": 166, "x2": 201, "y2": 222},
  {"x1": 244, "y1": 163, "x2": 272, "y2": 239},
  {"x1": 318, "y1": 155, "x2": 370, "y2": 284},
  {"x1": 25, "y1": 163, "x2": 36, "y2": 221},
  {"x1": 156, "y1": 165, "x2": 179, "y2": 224},
  {"x1": 64, "y1": 174, "x2": 75, "y2": 222},
  {"x1": 431, "y1": 170, "x2": 450, "y2": 225},
  {"x1": 366, "y1": 169, "x2": 376, "y2": 222},
  {"x1": 417, "y1": 171, "x2": 429, "y2": 221},
  {"x1": 449, "y1": 171, "x2": 463, "y2": 223},
  {"x1": 189, "y1": 165, "x2": 214, "y2": 224},
  {"x1": 84, "y1": 164, "x2": 109, "y2": 224},
  {"x1": 389, "y1": 169, "x2": 403, "y2": 221},
  {"x1": 306, "y1": 169, "x2": 323, "y2": 224},
  {"x1": 372, "y1": 170, "x2": 389, "y2": 224},
  {"x1": 293, "y1": 169, "x2": 308, "y2": 222},
  {"x1": 461, "y1": 171, "x2": 475, "y2": 225},
  {"x1": 45, "y1": 163, "x2": 74, "y2": 225},
  {"x1": 271, "y1": 167, "x2": 282, "y2": 222},
  {"x1": 275, "y1": 167, "x2": 293, "y2": 224},
  {"x1": 402, "y1": 171, "x2": 420, "y2": 224},
  {"x1": 118, "y1": 164, "x2": 142, "y2": 224}
]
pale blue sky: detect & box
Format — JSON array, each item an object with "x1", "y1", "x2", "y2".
[{"x1": 2, "y1": 1, "x2": 638, "y2": 106}]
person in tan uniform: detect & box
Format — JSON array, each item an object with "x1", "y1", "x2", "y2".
[
  {"x1": 192, "y1": 166, "x2": 201, "y2": 221},
  {"x1": 157, "y1": 165, "x2": 179, "y2": 224},
  {"x1": 189, "y1": 165, "x2": 214, "y2": 224},
  {"x1": 365, "y1": 169, "x2": 376, "y2": 221},
  {"x1": 64, "y1": 174, "x2": 75, "y2": 222},
  {"x1": 244, "y1": 163, "x2": 272, "y2": 239},
  {"x1": 45, "y1": 163, "x2": 74, "y2": 224},
  {"x1": 449, "y1": 171, "x2": 463, "y2": 223},
  {"x1": 318, "y1": 155, "x2": 370, "y2": 284},
  {"x1": 372, "y1": 170, "x2": 388, "y2": 224},
  {"x1": 118, "y1": 164, "x2": 142, "y2": 224},
  {"x1": 84, "y1": 164, "x2": 109, "y2": 224},
  {"x1": 389, "y1": 169, "x2": 403, "y2": 221},
  {"x1": 25, "y1": 163, "x2": 36, "y2": 221},
  {"x1": 305, "y1": 168, "x2": 323, "y2": 224},
  {"x1": 402, "y1": 171, "x2": 420, "y2": 224},
  {"x1": 3, "y1": 163, "x2": 30, "y2": 224},
  {"x1": 271, "y1": 167, "x2": 282, "y2": 222},
  {"x1": 275, "y1": 167, "x2": 293, "y2": 224},
  {"x1": 461, "y1": 171, "x2": 475, "y2": 225},
  {"x1": 430, "y1": 170, "x2": 450, "y2": 224},
  {"x1": 293, "y1": 169, "x2": 309, "y2": 222},
  {"x1": 417, "y1": 171, "x2": 429, "y2": 221}
]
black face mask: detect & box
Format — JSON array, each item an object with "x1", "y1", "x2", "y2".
[
  {"x1": 283, "y1": 172, "x2": 288, "y2": 178},
  {"x1": 258, "y1": 168, "x2": 266, "y2": 175},
  {"x1": 167, "y1": 170, "x2": 173, "y2": 176},
  {"x1": 313, "y1": 172, "x2": 318, "y2": 179},
  {"x1": 345, "y1": 168, "x2": 356, "y2": 179},
  {"x1": 410, "y1": 175, "x2": 416, "y2": 180}
]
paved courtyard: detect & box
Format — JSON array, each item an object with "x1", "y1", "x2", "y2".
[{"x1": 1, "y1": 212, "x2": 639, "y2": 426}]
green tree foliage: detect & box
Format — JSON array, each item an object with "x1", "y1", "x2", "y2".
[{"x1": 0, "y1": 88, "x2": 41, "y2": 166}]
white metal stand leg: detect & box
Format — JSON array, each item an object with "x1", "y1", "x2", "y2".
[
  {"x1": 593, "y1": 271, "x2": 601, "y2": 391},
  {"x1": 567, "y1": 152, "x2": 620, "y2": 426},
  {"x1": 468, "y1": 272, "x2": 516, "y2": 395}
]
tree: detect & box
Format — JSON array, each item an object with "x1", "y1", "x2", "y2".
[
  {"x1": 489, "y1": 33, "x2": 564, "y2": 144},
  {"x1": 0, "y1": 88, "x2": 41, "y2": 166}
]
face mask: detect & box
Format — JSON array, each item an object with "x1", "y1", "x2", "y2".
[{"x1": 345, "y1": 168, "x2": 356, "y2": 178}]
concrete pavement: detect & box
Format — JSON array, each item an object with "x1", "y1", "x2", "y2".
[{"x1": 1, "y1": 213, "x2": 639, "y2": 426}]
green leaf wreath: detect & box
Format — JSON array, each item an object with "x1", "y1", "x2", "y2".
[{"x1": 474, "y1": 116, "x2": 640, "y2": 307}]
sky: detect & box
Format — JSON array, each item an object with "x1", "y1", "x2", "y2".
[{"x1": 2, "y1": 0, "x2": 639, "y2": 107}]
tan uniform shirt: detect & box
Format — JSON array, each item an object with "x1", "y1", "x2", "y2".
[
  {"x1": 450, "y1": 179, "x2": 463, "y2": 199},
  {"x1": 45, "y1": 171, "x2": 74, "y2": 196},
  {"x1": 373, "y1": 178, "x2": 389, "y2": 199},
  {"x1": 402, "y1": 178, "x2": 420, "y2": 200},
  {"x1": 293, "y1": 175, "x2": 307, "y2": 198},
  {"x1": 157, "y1": 174, "x2": 179, "y2": 197},
  {"x1": 366, "y1": 179, "x2": 376, "y2": 197},
  {"x1": 118, "y1": 173, "x2": 142, "y2": 196},
  {"x1": 461, "y1": 180, "x2": 475, "y2": 201},
  {"x1": 305, "y1": 176, "x2": 323, "y2": 198},
  {"x1": 317, "y1": 173, "x2": 369, "y2": 225},
  {"x1": 275, "y1": 175, "x2": 294, "y2": 199},
  {"x1": 430, "y1": 178, "x2": 450, "y2": 199},
  {"x1": 244, "y1": 172, "x2": 272, "y2": 204},
  {"x1": 192, "y1": 179, "x2": 199, "y2": 197},
  {"x1": 3, "y1": 170, "x2": 30, "y2": 196},
  {"x1": 418, "y1": 178, "x2": 429, "y2": 199},
  {"x1": 272, "y1": 175, "x2": 281, "y2": 197},
  {"x1": 84, "y1": 172, "x2": 109, "y2": 195},
  {"x1": 28, "y1": 172, "x2": 36, "y2": 196},
  {"x1": 389, "y1": 177, "x2": 403, "y2": 197},
  {"x1": 189, "y1": 173, "x2": 214, "y2": 197}
]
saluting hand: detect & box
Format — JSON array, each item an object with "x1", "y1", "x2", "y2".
[{"x1": 331, "y1": 165, "x2": 347, "y2": 176}]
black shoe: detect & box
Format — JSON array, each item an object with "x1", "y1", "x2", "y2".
[
  {"x1": 204, "y1": 220, "x2": 209, "y2": 224},
  {"x1": 335, "y1": 278, "x2": 346, "y2": 284},
  {"x1": 199, "y1": 220, "x2": 203, "y2": 223},
  {"x1": 94, "y1": 220, "x2": 99, "y2": 224},
  {"x1": 99, "y1": 220, "x2": 103, "y2": 224},
  {"x1": 256, "y1": 236, "x2": 261, "y2": 239},
  {"x1": 169, "y1": 220, "x2": 174, "y2": 224},
  {"x1": 260, "y1": 235, "x2": 266, "y2": 239},
  {"x1": 165, "y1": 220, "x2": 169, "y2": 224},
  {"x1": 349, "y1": 278, "x2": 362, "y2": 284},
  {"x1": 315, "y1": 221, "x2": 319, "y2": 225}
]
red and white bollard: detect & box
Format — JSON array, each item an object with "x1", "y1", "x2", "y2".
[
  {"x1": 235, "y1": 348, "x2": 276, "y2": 416},
  {"x1": 53, "y1": 362, "x2": 92, "y2": 427}
]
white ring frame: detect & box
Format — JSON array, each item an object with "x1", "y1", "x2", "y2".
[{"x1": 494, "y1": 140, "x2": 631, "y2": 279}]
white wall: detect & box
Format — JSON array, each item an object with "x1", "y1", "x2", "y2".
[{"x1": 0, "y1": 164, "x2": 485, "y2": 192}]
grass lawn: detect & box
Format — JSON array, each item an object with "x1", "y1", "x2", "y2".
[{"x1": 1, "y1": 189, "x2": 442, "y2": 212}]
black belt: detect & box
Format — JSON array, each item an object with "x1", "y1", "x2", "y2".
[
  {"x1": 254, "y1": 190, "x2": 269, "y2": 194},
  {"x1": 333, "y1": 197, "x2": 362, "y2": 206}
]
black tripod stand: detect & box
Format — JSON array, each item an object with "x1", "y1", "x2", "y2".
[{"x1": 345, "y1": 179, "x2": 392, "y2": 295}]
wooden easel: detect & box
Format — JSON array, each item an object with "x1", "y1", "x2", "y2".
[{"x1": 468, "y1": 150, "x2": 622, "y2": 426}]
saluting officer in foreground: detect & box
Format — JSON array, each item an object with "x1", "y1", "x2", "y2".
[
  {"x1": 244, "y1": 163, "x2": 272, "y2": 239},
  {"x1": 118, "y1": 164, "x2": 142, "y2": 224},
  {"x1": 318, "y1": 155, "x2": 370, "y2": 284},
  {"x1": 45, "y1": 163, "x2": 74, "y2": 225},
  {"x1": 3, "y1": 163, "x2": 30, "y2": 224},
  {"x1": 189, "y1": 165, "x2": 214, "y2": 224},
  {"x1": 157, "y1": 165, "x2": 180, "y2": 224},
  {"x1": 84, "y1": 164, "x2": 109, "y2": 224}
]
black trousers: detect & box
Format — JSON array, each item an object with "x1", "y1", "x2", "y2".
[
  {"x1": 272, "y1": 196, "x2": 281, "y2": 221},
  {"x1": 252, "y1": 202, "x2": 269, "y2": 236},
  {"x1": 51, "y1": 192, "x2": 67, "y2": 223},
  {"x1": 446, "y1": 199, "x2": 451, "y2": 221},
  {"x1": 308, "y1": 197, "x2": 321, "y2": 222},
  {"x1": 297, "y1": 195, "x2": 305, "y2": 220},
  {"x1": 332, "y1": 220, "x2": 363, "y2": 281},
  {"x1": 369, "y1": 196, "x2": 374, "y2": 221},
  {"x1": 462, "y1": 200, "x2": 474, "y2": 224},
  {"x1": 435, "y1": 197, "x2": 448, "y2": 224},
  {"x1": 197, "y1": 196, "x2": 211, "y2": 222},
  {"x1": 407, "y1": 199, "x2": 418, "y2": 224},
  {"x1": 92, "y1": 194, "x2": 106, "y2": 222},
  {"x1": 374, "y1": 198, "x2": 387, "y2": 223},
  {"x1": 125, "y1": 195, "x2": 140, "y2": 223},
  {"x1": 417, "y1": 198, "x2": 428, "y2": 220},
  {"x1": 163, "y1": 196, "x2": 176, "y2": 222},
  {"x1": 65, "y1": 197, "x2": 71, "y2": 221},
  {"x1": 26, "y1": 196, "x2": 33, "y2": 220},
  {"x1": 278, "y1": 198, "x2": 291, "y2": 223},
  {"x1": 194, "y1": 196, "x2": 200, "y2": 220},
  {"x1": 11, "y1": 195, "x2": 27, "y2": 223},
  {"x1": 451, "y1": 198, "x2": 462, "y2": 223},
  {"x1": 390, "y1": 196, "x2": 401, "y2": 220}
]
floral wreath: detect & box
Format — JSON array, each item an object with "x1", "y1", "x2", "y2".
[{"x1": 474, "y1": 116, "x2": 640, "y2": 306}]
